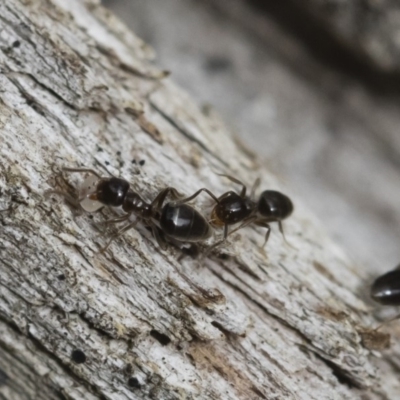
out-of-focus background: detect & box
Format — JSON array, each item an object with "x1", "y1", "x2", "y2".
[{"x1": 104, "y1": 0, "x2": 400, "y2": 276}]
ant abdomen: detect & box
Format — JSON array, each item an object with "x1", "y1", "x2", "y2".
[
  {"x1": 160, "y1": 203, "x2": 211, "y2": 242},
  {"x1": 371, "y1": 268, "x2": 400, "y2": 306},
  {"x1": 257, "y1": 190, "x2": 293, "y2": 221}
]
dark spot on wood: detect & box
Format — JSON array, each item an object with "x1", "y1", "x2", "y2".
[
  {"x1": 235, "y1": 259, "x2": 261, "y2": 281},
  {"x1": 131, "y1": 159, "x2": 136, "y2": 164},
  {"x1": 128, "y1": 377, "x2": 141, "y2": 389},
  {"x1": 250, "y1": 385, "x2": 267, "y2": 399},
  {"x1": 124, "y1": 363, "x2": 133, "y2": 375},
  {"x1": 25, "y1": 98, "x2": 45, "y2": 116},
  {"x1": 217, "y1": 252, "x2": 230, "y2": 260},
  {"x1": 104, "y1": 161, "x2": 110, "y2": 165},
  {"x1": 211, "y1": 321, "x2": 228, "y2": 336},
  {"x1": 97, "y1": 146, "x2": 103, "y2": 152},
  {"x1": 316, "y1": 306, "x2": 348, "y2": 322},
  {"x1": 56, "y1": 389, "x2": 68, "y2": 400},
  {"x1": 71, "y1": 349, "x2": 86, "y2": 364},
  {"x1": 0, "y1": 369, "x2": 9, "y2": 386},
  {"x1": 116, "y1": 151, "x2": 121, "y2": 156},
  {"x1": 139, "y1": 159, "x2": 145, "y2": 166},
  {"x1": 359, "y1": 329, "x2": 391, "y2": 350},
  {"x1": 322, "y1": 358, "x2": 357, "y2": 389},
  {"x1": 12, "y1": 40, "x2": 20, "y2": 48},
  {"x1": 313, "y1": 261, "x2": 337, "y2": 283},
  {"x1": 211, "y1": 320, "x2": 245, "y2": 337},
  {"x1": 204, "y1": 56, "x2": 232, "y2": 73},
  {"x1": 57, "y1": 274, "x2": 66, "y2": 280},
  {"x1": 136, "y1": 115, "x2": 163, "y2": 143},
  {"x1": 150, "y1": 330, "x2": 171, "y2": 346}
]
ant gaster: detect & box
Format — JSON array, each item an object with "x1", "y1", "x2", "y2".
[
  {"x1": 46, "y1": 167, "x2": 211, "y2": 251},
  {"x1": 371, "y1": 266, "x2": 400, "y2": 306},
  {"x1": 366, "y1": 265, "x2": 400, "y2": 334},
  {"x1": 174, "y1": 174, "x2": 293, "y2": 250}
]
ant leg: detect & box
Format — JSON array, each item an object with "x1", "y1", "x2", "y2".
[
  {"x1": 165, "y1": 187, "x2": 183, "y2": 201},
  {"x1": 150, "y1": 186, "x2": 189, "y2": 217},
  {"x1": 278, "y1": 221, "x2": 295, "y2": 249},
  {"x1": 250, "y1": 177, "x2": 261, "y2": 199},
  {"x1": 226, "y1": 216, "x2": 258, "y2": 237},
  {"x1": 99, "y1": 219, "x2": 139, "y2": 253},
  {"x1": 204, "y1": 224, "x2": 229, "y2": 258},
  {"x1": 253, "y1": 220, "x2": 271, "y2": 248},
  {"x1": 262, "y1": 224, "x2": 271, "y2": 248},
  {"x1": 166, "y1": 236, "x2": 201, "y2": 259},
  {"x1": 107, "y1": 206, "x2": 122, "y2": 216},
  {"x1": 373, "y1": 313, "x2": 400, "y2": 331},
  {"x1": 62, "y1": 167, "x2": 102, "y2": 178},
  {"x1": 174, "y1": 188, "x2": 220, "y2": 205},
  {"x1": 44, "y1": 189, "x2": 81, "y2": 210},
  {"x1": 217, "y1": 174, "x2": 247, "y2": 197},
  {"x1": 150, "y1": 187, "x2": 176, "y2": 216},
  {"x1": 95, "y1": 214, "x2": 130, "y2": 227},
  {"x1": 151, "y1": 225, "x2": 168, "y2": 251}
]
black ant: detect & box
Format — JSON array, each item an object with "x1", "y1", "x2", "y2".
[
  {"x1": 174, "y1": 174, "x2": 293, "y2": 251},
  {"x1": 46, "y1": 167, "x2": 212, "y2": 252},
  {"x1": 366, "y1": 265, "x2": 400, "y2": 336},
  {"x1": 371, "y1": 266, "x2": 400, "y2": 306}
]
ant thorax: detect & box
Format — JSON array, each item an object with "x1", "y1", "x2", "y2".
[{"x1": 78, "y1": 175, "x2": 104, "y2": 212}]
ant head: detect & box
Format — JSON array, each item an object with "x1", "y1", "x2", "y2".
[
  {"x1": 371, "y1": 268, "x2": 400, "y2": 306},
  {"x1": 257, "y1": 190, "x2": 293, "y2": 221},
  {"x1": 91, "y1": 177, "x2": 130, "y2": 207}
]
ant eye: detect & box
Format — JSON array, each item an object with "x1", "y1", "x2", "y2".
[{"x1": 96, "y1": 178, "x2": 129, "y2": 207}]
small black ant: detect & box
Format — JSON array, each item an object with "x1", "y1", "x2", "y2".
[
  {"x1": 46, "y1": 167, "x2": 212, "y2": 251},
  {"x1": 371, "y1": 266, "x2": 400, "y2": 306},
  {"x1": 174, "y1": 174, "x2": 293, "y2": 251},
  {"x1": 366, "y1": 265, "x2": 400, "y2": 336}
]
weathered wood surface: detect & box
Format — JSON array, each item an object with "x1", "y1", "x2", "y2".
[{"x1": 0, "y1": 0, "x2": 399, "y2": 399}]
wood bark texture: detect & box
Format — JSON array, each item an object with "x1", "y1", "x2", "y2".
[{"x1": 0, "y1": 0, "x2": 398, "y2": 399}]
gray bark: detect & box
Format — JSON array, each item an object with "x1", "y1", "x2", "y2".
[{"x1": 0, "y1": 0, "x2": 397, "y2": 399}]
